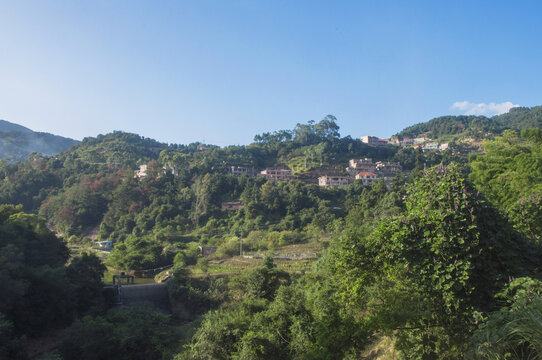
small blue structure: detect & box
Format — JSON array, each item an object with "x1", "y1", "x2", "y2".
[{"x1": 95, "y1": 241, "x2": 113, "y2": 249}]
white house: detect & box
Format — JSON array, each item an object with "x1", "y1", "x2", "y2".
[
  {"x1": 135, "y1": 164, "x2": 148, "y2": 179},
  {"x1": 355, "y1": 171, "x2": 377, "y2": 186},
  {"x1": 318, "y1": 175, "x2": 352, "y2": 187}
]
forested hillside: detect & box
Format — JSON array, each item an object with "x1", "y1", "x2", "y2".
[
  {"x1": 0, "y1": 120, "x2": 78, "y2": 161},
  {"x1": 396, "y1": 105, "x2": 542, "y2": 141},
  {"x1": 0, "y1": 205, "x2": 105, "y2": 359},
  {"x1": 0, "y1": 120, "x2": 33, "y2": 133},
  {"x1": 1, "y1": 116, "x2": 542, "y2": 359},
  {"x1": 494, "y1": 106, "x2": 542, "y2": 130}
]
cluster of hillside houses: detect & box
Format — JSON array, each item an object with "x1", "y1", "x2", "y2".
[
  {"x1": 134, "y1": 135, "x2": 446, "y2": 182},
  {"x1": 226, "y1": 157, "x2": 401, "y2": 189},
  {"x1": 134, "y1": 158, "x2": 400, "y2": 189},
  {"x1": 361, "y1": 135, "x2": 449, "y2": 151},
  {"x1": 134, "y1": 134, "x2": 429, "y2": 188},
  {"x1": 134, "y1": 134, "x2": 455, "y2": 190}
]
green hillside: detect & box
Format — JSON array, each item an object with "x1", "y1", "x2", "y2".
[
  {"x1": 1, "y1": 115, "x2": 542, "y2": 360},
  {"x1": 493, "y1": 105, "x2": 542, "y2": 129},
  {"x1": 395, "y1": 105, "x2": 542, "y2": 141},
  {"x1": 0, "y1": 119, "x2": 32, "y2": 132},
  {"x1": 0, "y1": 120, "x2": 78, "y2": 161}
]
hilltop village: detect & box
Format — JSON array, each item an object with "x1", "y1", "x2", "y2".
[{"x1": 134, "y1": 134, "x2": 447, "y2": 191}]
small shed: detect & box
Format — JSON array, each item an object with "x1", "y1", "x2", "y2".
[
  {"x1": 95, "y1": 241, "x2": 113, "y2": 249},
  {"x1": 221, "y1": 202, "x2": 244, "y2": 211}
]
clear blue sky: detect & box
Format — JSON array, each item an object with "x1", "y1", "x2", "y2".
[{"x1": 1, "y1": 1, "x2": 541, "y2": 146}]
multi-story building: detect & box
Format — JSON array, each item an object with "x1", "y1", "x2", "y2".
[
  {"x1": 318, "y1": 175, "x2": 352, "y2": 187},
  {"x1": 361, "y1": 136, "x2": 388, "y2": 146},
  {"x1": 423, "y1": 142, "x2": 440, "y2": 151},
  {"x1": 414, "y1": 137, "x2": 428, "y2": 144},
  {"x1": 229, "y1": 166, "x2": 256, "y2": 177},
  {"x1": 375, "y1": 161, "x2": 402, "y2": 176},
  {"x1": 355, "y1": 171, "x2": 377, "y2": 186},
  {"x1": 347, "y1": 158, "x2": 376, "y2": 174},
  {"x1": 259, "y1": 167, "x2": 295, "y2": 182}
]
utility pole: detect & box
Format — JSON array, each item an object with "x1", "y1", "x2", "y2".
[{"x1": 116, "y1": 269, "x2": 123, "y2": 305}]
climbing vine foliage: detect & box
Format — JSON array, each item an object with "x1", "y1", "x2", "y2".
[{"x1": 335, "y1": 164, "x2": 534, "y2": 358}]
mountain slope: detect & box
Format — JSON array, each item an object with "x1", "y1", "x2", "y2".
[
  {"x1": 0, "y1": 119, "x2": 33, "y2": 133},
  {"x1": 493, "y1": 106, "x2": 542, "y2": 130},
  {"x1": 395, "y1": 106, "x2": 542, "y2": 140},
  {"x1": 0, "y1": 120, "x2": 78, "y2": 161}
]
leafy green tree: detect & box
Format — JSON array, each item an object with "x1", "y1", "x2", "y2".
[
  {"x1": 179, "y1": 298, "x2": 267, "y2": 360},
  {"x1": 67, "y1": 252, "x2": 106, "y2": 313},
  {"x1": 469, "y1": 129, "x2": 542, "y2": 208},
  {"x1": 0, "y1": 162, "x2": 61, "y2": 212},
  {"x1": 246, "y1": 256, "x2": 290, "y2": 300},
  {"x1": 508, "y1": 192, "x2": 542, "y2": 243},
  {"x1": 105, "y1": 235, "x2": 169, "y2": 270},
  {"x1": 180, "y1": 269, "x2": 367, "y2": 360},
  {"x1": 333, "y1": 164, "x2": 538, "y2": 358},
  {"x1": 0, "y1": 205, "x2": 73, "y2": 336},
  {"x1": 173, "y1": 252, "x2": 187, "y2": 268},
  {"x1": 0, "y1": 313, "x2": 26, "y2": 360},
  {"x1": 61, "y1": 305, "x2": 176, "y2": 360}
]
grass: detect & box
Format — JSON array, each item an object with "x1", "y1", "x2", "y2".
[{"x1": 189, "y1": 241, "x2": 324, "y2": 277}]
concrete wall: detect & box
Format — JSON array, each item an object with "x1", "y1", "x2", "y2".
[{"x1": 119, "y1": 283, "x2": 170, "y2": 312}]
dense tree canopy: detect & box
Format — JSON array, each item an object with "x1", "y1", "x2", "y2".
[
  {"x1": 0, "y1": 114, "x2": 541, "y2": 359},
  {"x1": 0, "y1": 205, "x2": 106, "y2": 358},
  {"x1": 61, "y1": 305, "x2": 177, "y2": 360},
  {"x1": 470, "y1": 129, "x2": 542, "y2": 208},
  {"x1": 332, "y1": 164, "x2": 539, "y2": 358},
  {"x1": 397, "y1": 106, "x2": 542, "y2": 140}
]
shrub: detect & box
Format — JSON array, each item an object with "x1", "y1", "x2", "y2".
[
  {"x1": 197, "y1": 258, "x2": 209, "y2": 273},
  {"x1": 216, "y1": 236, "x2": 240, "y2": 257}
]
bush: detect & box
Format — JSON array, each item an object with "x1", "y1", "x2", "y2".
[
  {"x1": 244, "y1": 231, "x2": 272, "y2": 251},
  {"x1": 61, "y1": 305, "x2": 176, "y2": 360},
  {"x1": 278, "y1": 231, "x2": 305, "y2": 246},
  {"x1": 216, "y1": 236, "x2": 240, "y2": 257},
  {"x1": 468, "y1": 278, "x2": 542, "y2": 359},
  {"x1": 173, "y1": 252, "x2": 187, "y2": 268},
  {"x1": 197, "y1": 258, "x2": 209, "y2": 273},
  {"x1": 184, "y1": 242, "x2": 201, "y2": 265}
]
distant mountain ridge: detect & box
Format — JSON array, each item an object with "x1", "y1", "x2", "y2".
[
  {"x1": 1, "y1": 105, "x2": 541, "y2": 163},
  {"x1": 395, "y1": 106, "x2": 542, "y2": 140},
  {"x1": 0, "y1": 119, "x2": 33, "y2": 133},
  {"x1": 0, "y1": 119, "x2": 79, "y2": 161}
]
